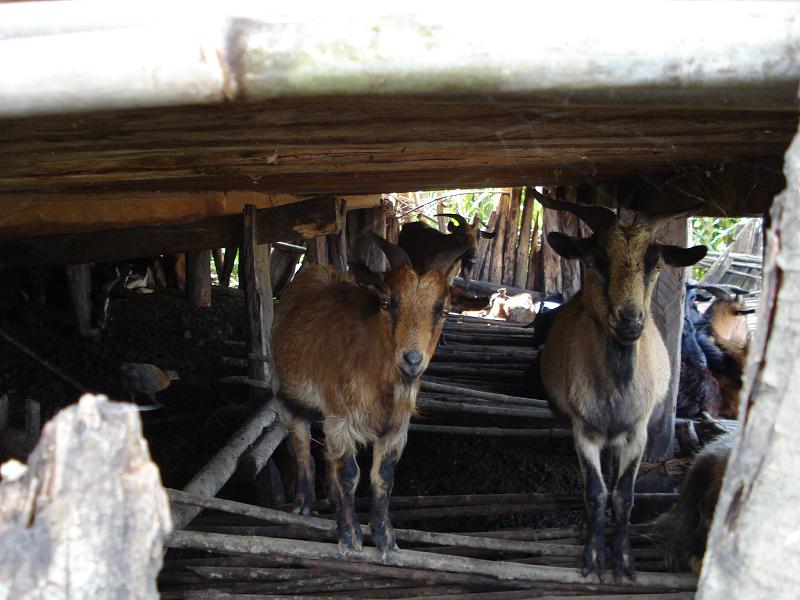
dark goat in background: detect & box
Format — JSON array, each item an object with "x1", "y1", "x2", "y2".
[{"x1": 535, "y1": 191, "x2": 706, "y2": 582}]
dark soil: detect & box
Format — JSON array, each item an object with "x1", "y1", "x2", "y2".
[{"x1": 0, "y1": 285, "x2": 582, "y2": 531}]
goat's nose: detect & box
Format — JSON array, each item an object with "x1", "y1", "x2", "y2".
[
  {"x1": 617, "y1": 307, "x2": 644, "y2": 326},
  {"x1": 403, "y1": 350, "x2": 423, "y2": 368}
]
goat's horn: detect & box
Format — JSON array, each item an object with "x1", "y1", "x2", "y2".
[
  {"x1": 528, "y1": 188, "x2": 616, "y2": 232},
  {"x1": 697, "y1": 285, "x2": 733, "y2": 300},
  {"x1": 429, "y1": 242, "x2": 473, "y2": 276},
  {"x1": 435, "y1": 213, "x2": 468, "y2": 228},
  {"x1": 365, "y1": 232, "x2": 412, "y2": 271},
  {"x1": 635, "y1": 203, "x2": 704, "y2": 231}
]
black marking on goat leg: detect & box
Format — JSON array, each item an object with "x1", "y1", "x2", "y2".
[
  {"x1": 582, "y1": 461, "x2": 607, "y2": 580},
  {"x1": 607, "y1": 338, "x2": 636, "y2": 389},
  {"x1": 328, "y1": 453, "x2": 362, "y2": 553},
  {"x1": 371, "y1": 452, "x2": 398, "y2": 557},
  {"x1": 281, "y1": 395, "x2": 324, "y2": 423},
  {"x1": 612, "y1": 460, "x2": 638, "y2": 582}
]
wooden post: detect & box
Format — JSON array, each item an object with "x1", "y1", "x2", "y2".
[
  {"x1": 514, "y1": 187, "x2": 536, "y2": 288},
  {"x1": 643, "y1": 218, "x2": 688, "y2": 472},
  {"x1": 476, "y1": 209, "x2": 498, "y2": 281},
  {"x1": 65, "y1": 263, "x2": 97, "y2": 338},
  {"x1": 212, "y1": 248, "x2": 224, "y2": 277},
  {"x1": 501, "y1": 188, "x2": 521, "y2": 285},
  {"x1": 242, "y1": 205, "x2": 274, "y2": 399},
  {"x1": 185, "y1": 249, "x2": 212, "y2": 308},
  {"x1": 541, "y1": 187, "x2": 561, "y2": 294},
  {"x1": 326, "y1": 227, "x2": 348, "y2": 272},
  {"x1": 219, "y1": 247, "x2": 237, "y2": 288},
  {"x1": 696, "y1": 126, "x2": 800, "y2": 600},
  {"x1": 487, "y1": 192, "x2": 510, "y2": 284},
  {"x1": 526, "y1": 217, "x2": 540, "y2": 291},
  {"x1": 270, "y1": 244, "x2": 303, "y2": 296},
  {"x1": 385, "y1": 212, "x2": 400, "y2": 245},
  {"x1": 347, "y1": 207, "x2": 387, "y2": 271}
]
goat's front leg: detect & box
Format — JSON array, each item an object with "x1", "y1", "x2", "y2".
[
  {"x1": 288, "y1": 419, "x2": 315, "y2": 516},
  {"x1": 575, "y1": 430, "x2": 607, "y2": 581},
  {"x1": 324, "y1": 419, "x2": 362, "y2": 553},
  {"x1": 610, "y1": 425, "x2": 646, "y2": 583},
  {"x1": 370, "y1": 432, "x2": 406, "y2": 558}
]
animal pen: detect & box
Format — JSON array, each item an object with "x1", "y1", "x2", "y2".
[{"x1": 0, "y1": 4, "x2": 799, "y2": 600}]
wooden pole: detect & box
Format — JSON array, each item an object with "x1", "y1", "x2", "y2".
[
  {"x1": 502, "y1": 188, "x2": 522, "y2": 286},
  {"x1": 476, "y1": 209, "x2": 499, "y2": 281},
  {"x1": 697, "y1": 123, "x2": 800, "y2": 600},
  {"x1": 326, "y1": 226, "x2": 348, "y2": 272},
  {"x1": 170, "y1": 401, "x2": 280, "y2": 530},
  {"x1": 488, "y1": 192, "x2": 510, "y2": 284},
  {"x1": 269, "y1": 244, "x2": 301, "y2": 296},
  {"x1": 526, "y1": 216, "x2": 540, "y2": 291},
  {"x1": 65, "y1": 263, "x2": 97, "y2": 337},
  {"x1": 186, "y1": 249, "x2": 212, "y2": 308},
  {"x1": 242, "y1": 204, "x2": 274, "y2": 398},
  {"x1": 558, "y1": 187, "x2": 582, "y2": 302},
  {"x1": 514, "y1": 187, "x2": 536, "y2": 288},
  {"x1": 211, "y1": 248, "x2": 224, "y2": 277},
  {"x1": 541, "y1": 187, "x2": 561, "y2": 294}
]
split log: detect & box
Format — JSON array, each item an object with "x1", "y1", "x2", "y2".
[
  {"x1": 0, "y1": 394, "x2": 171, "y2": 599},
  {"x1": 697, "y1": 120, "x2": 800, "y2": 600},
  {"x1": 166, "y1": 530, "x2": 697, "y2": 590},
  {"x1": 65, "y1": 263, "x2": 96, "y2": 337},
  {"x1": 170, "y1": 400, "x2": 280, "y2": 530},
  {"x1": 186, "y1": 249, "x2": 212, "y2": 308}
]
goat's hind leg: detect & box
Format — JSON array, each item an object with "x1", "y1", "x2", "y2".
[
  {"x1": 288, "y1": 419, "x2": 315, "y2": 516},
  {"x1": 370, "y1": 432, "x2": 405, "y2": 558},
  {"x1": 610, "y1": 426, "x2": 646, "y2": 583},
  {"x1": 575, "y1": 431, "x2": 608, "y2": 581}
]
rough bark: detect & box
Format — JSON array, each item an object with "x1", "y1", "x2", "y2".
[
  {"x1": 501, "y1": 188, "x2": 522, "y2": 285},
  {"x1": 0, "y1": 394, "x2": 171, "y2": 600},
  {"x1": 186, "y1": 249, "x2": 212, "y2": 308},
  {"x1": 487, "y1": 192, "x2": 510, "y2": 284},
  {"x1": 514, "y1": 188, "x2": 536, "y2": 288},
  {"x1": 697, "y1": 117, "x2": 800, "y2": 600},
  {"x1": 541, "y1": 201, "x2": 561, "y2": 294}
]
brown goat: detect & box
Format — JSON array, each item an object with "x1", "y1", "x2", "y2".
[
  {"x1": 271, "y1": 234, "x2": 466, "y2": 556},
  {"x1": 398, "y1": 213, "x2": 495, "y2": 286},
  {"x1": 536, "y1": 193, "x2": 706, "y2": 582},
  {"x1": 654, "y1": 431, "x2": 732, "y2": 573}
]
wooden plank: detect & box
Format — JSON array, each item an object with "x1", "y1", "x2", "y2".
[
  {"x1": 186, "y1": 249, "x2": 212, "y2": 308},
  {"x1": 65, "y1": 263, "x2": 96, "y2": 338},
  {"x1": 697, "y1": 122, "x2": 800, "y2": 600},
  {"x1": 242, "y1": 205, "x2": 274, "y2": 398},
  {"x1": 0, "y1": 195, "x2": 345, "y2": 268}
]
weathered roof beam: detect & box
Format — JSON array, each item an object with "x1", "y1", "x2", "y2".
[
  {"x1": 0, "y1": 195, "x2": 345, "y2": 268},
  {"x1": 1, "y1": 3, "x2": 798, "y2": 118}
]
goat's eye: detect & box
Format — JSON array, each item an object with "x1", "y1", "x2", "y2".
[
  {"x1": 434, "y1": 301, "x2": 447, "y2": 319},
  {"x1": 380, "y1": 296, "x2": 398, "y2": 311},
  {"x1": 644, "y1": 246, "x2": 662, "y2": 272}
]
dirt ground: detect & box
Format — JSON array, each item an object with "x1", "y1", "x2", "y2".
[{"x1": 0, "y1": 284, "x2": 583, "y2": 531}]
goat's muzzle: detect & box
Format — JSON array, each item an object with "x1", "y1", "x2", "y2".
[
  {"x1": 611, "y1": 308, "x2": 645, "y2": 344},
  {"x1": 399, "y1": 349, "x2": 425, "y2": 380}
]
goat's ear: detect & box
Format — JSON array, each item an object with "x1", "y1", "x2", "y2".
[
  {"x1": 547, "y1": 232, "x2": 591, "y2": 260},
  {"x1": 661, "y1": 244, "x2": 707, "y2": 267},
  {"x1": 349, "y1": 261, "x2": 384, "y2": 288}
]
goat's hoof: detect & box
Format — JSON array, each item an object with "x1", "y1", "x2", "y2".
[
  {"x1": 612, "y1": 541, "x2": 636, "y2": 582},
  {"x1": 582, "y1": 543, "x2": 606, "y2": 582},
  {"x1": 338, "y1": 537, "x2": 363, "y2": 554},
  {"x1": 291, "y1": 495, "x2": 313, "y2": 517}
]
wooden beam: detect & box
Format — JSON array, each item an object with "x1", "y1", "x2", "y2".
[
  {"x1": 65, "y1": 263, "x2": 96, "y2": 338},
  {"x1": 0, "y1": 195, "x2": 345, "y2": 268},
  {"x1": 242, "y1": 205, "x2": 274, "y2": 398},
  {"x1": 697, "y1": 121, "x2": 800, "y2": 600},
  {"x1": 186, "y1": 249, "x2": 212, "y2": 308}
]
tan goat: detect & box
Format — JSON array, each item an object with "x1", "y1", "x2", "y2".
[
  {"x1": 536, "y1": 194, "x2": 706, "y2": 582},
  {"x1": 271, "y1": 233, "x2": 466, "y2": 556}
]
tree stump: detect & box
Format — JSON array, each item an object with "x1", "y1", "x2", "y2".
[{"x1": 0, "y1": 394, "x2": 171, "y2": 599}]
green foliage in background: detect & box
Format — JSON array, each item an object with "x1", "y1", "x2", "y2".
[{"x1": 690, "y1": 217, "x2": 741, "y2": 253}]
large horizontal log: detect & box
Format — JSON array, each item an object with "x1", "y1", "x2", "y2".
[
  {"x1": 0, "y1": 192, "x2": 377, "y2": 239},
  {"x1": 0, "y1": 195, "x2": 345, "y2": 268}
]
